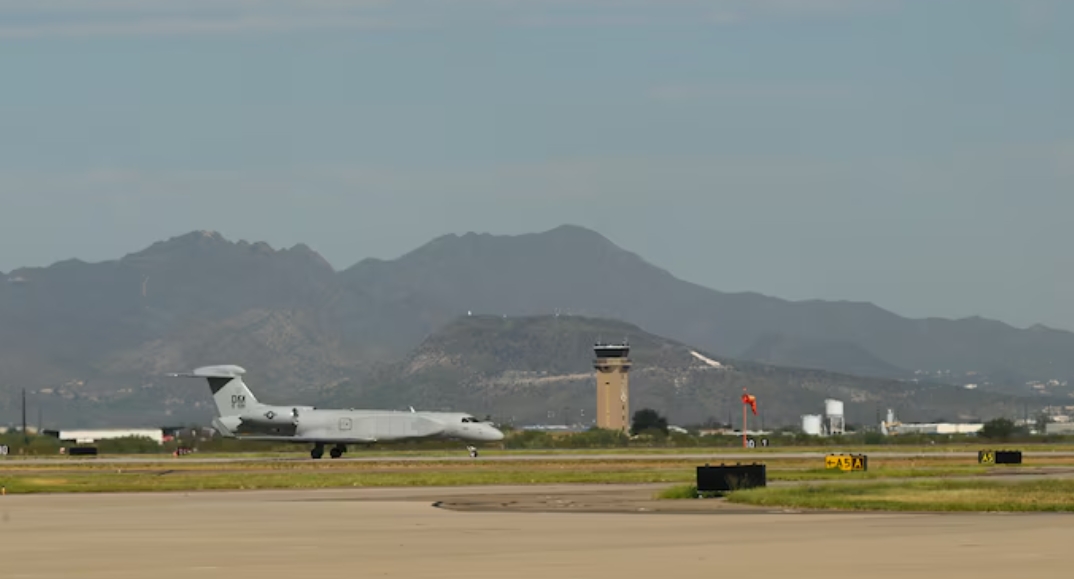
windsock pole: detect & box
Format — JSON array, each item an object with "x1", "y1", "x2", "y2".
[{"x1": 742, "y1": 388, "x2": 748, "y2": 448}]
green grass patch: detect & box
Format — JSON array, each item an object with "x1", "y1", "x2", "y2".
[
  {"x1": 767, "y1": 465, "x2": 1003, "y2": 481},
  {"x1": 1, "y1": 452, "x2": 1063, "y2": 494},
  {"x1": 1, "y1": 459, "x2": 1017, "y2": 477},
  {"x1": 0, "y1": 467, "x2": 695, "y2": 494},
  {"x1": 0, "y1": 460, "x2": 1050, "y2": 494},
  {"x1": 0, "y1": 457, "x2": 720, "y2": 474},
  {"x1": 656, "y1": 484, "x2": 699, "y2": 499},
  {"x1": 726, "y1": 479, "x2": 1074, "y2": 512}
]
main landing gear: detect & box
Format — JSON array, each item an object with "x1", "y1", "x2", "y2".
[{"x1": 310, "y1": 443, "x2": 347, "y2": 459}]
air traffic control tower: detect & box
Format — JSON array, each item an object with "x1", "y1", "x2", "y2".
[{"x1": 594, "y1": 341, "x2": 632, "y2": 431}]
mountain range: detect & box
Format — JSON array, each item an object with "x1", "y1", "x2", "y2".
[
  {"x1": 0, "y1": 225, "x2": 1070, "y2": 428},
  {"x1": 325, "y1": 314, "x2": 1037, "y2": 428}
]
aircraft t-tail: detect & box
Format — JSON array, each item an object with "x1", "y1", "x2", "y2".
[{"x1": 169, "y1": 364, "x2": 504, "y2": 459}]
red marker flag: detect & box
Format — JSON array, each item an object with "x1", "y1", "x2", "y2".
[{"x1": 741, "y1": 393, "x2": 758, "y2": 415}]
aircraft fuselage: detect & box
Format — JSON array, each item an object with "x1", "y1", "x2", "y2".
[{"x1": 213, "y1": 406, "x2": 503, "y2": 444}]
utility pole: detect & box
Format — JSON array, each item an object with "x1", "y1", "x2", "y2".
[
  {"x1": 742, "y1": 401, "x2": 748, "y2": 448},
  {"x1": 742, "y1": 387, "x2": 748, "y2": 448},
  {"x1": 22, "y1": 388, "x2": 28, "y2": 444}
]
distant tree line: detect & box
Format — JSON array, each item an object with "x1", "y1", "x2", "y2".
[{"x1": 0, "y1": 414, "x2": 1066, "y2": 456}]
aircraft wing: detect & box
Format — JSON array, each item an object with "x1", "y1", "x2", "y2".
[{"x1": 227, "y1": 435, "x2": 379, "y2": 443}]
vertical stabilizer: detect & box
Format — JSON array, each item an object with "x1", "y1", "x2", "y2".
[{"x1": 171, "y1": 365, "x2": 259, "y2": 417}]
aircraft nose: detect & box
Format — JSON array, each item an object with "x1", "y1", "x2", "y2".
[{"x1": 487, "y1": 426, "x2": 505, "y2": 441}]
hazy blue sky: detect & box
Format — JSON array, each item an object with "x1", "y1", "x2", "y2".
[{"x1": 1, "y1": 1, "x2": 1071, "y2": 330}]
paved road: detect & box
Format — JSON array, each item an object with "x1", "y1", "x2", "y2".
[
  {"x1": 6, "y1": 450, "x2": 1074, "y2": 465},
  {"x1": 1, "y1": 485, "x2": 1070, "y2": 578}
]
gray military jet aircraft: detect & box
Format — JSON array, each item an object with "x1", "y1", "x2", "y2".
[{"x1": 169, "y1": 364, "x2": 504, "y2": 459}]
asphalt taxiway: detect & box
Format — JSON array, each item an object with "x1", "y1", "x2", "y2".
[{"x1": 0, "y1": 484, "x2": 1070, "y2": 579}]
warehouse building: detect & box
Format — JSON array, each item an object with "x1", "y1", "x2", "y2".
[
  {"x1": 43, "y1": 428, "x2": 167, "y2": 445},
  {"x1": 885, "y1": 422, "x2": 984, "y2": 435}
]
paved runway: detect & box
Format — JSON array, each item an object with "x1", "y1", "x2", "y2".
[
  {"x1": 1, "y1": 485, "x2": 1071, "y2": 578},
  {"x1": 7, "y1": 450, "x2": 1074, "y2": 465}
]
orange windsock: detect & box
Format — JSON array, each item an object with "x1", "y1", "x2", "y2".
[{"x1": 741, "y1": 393, "x2": 758, "y2": 415}]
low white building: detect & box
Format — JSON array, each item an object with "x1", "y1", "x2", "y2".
[
  {"x1": 52, "y1": 429, "x2": 165, "y2": 445},
  {"x1": 1046, "y1": 423, "x2": 1074, "y2": 435},
  {"x1": 888, "y1": 423, "x2": 984, "y2": 435}
]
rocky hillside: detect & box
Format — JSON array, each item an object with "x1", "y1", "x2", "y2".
[{"x1": 333, "y1": 315, "x2": 1043, "y2": 428}]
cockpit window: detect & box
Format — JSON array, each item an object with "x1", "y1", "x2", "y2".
[{"x1": 461, "y1": 416, "x2": 479, "y2": 423}]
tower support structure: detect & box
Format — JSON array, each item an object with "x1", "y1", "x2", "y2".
[{"x1": 594, "y1": 342, "x2": 631, "y2": 431}]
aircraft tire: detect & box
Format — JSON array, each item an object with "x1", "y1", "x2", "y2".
[
  {"x1": 329, "y1": 447, "x2": 343, "y2": 459},
  {"x1": 311, "y1": 447, "x2": 324, "y2": 459}
]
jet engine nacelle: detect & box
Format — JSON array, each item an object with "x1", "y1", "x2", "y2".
[{"x1": 240, "y1": 407, "x2": 301, "y2": 427}]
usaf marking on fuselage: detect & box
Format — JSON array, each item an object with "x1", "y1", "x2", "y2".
[{"x1": 169, "y1": 364, "x2": 504, "y2": 459}]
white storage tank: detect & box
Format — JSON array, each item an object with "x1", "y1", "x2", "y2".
[
  {"x1": 801, "y1": 414, "x2": 823, "y2": 436},
  {"x1": 824, "y1": 398, "x2": 844, "y2": 417}
]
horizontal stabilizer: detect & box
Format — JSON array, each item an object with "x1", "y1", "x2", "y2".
[
  {"x1": 167, "y1": 365, "x2": 247, "y2": 379},
  {"x1": 169, "y1": 364, "x2": 257, "y2": 416}
]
